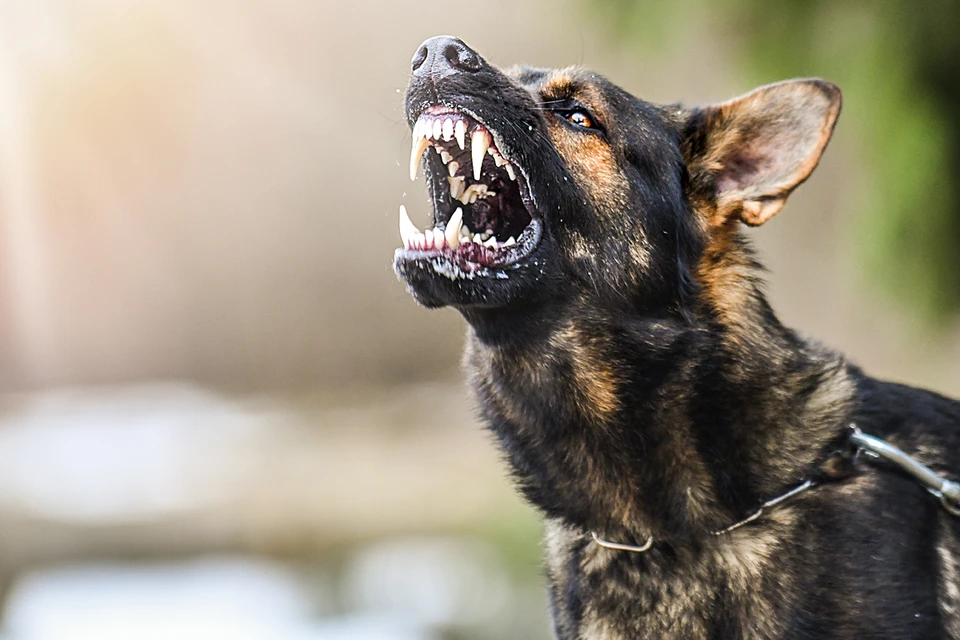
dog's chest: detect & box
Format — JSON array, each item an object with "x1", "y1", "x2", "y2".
[{"x1": 544, "y1": 519, "x2": 795, "y2": 640}]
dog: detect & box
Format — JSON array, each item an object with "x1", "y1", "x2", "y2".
[{"x1": 393, "y1": 35, "x2": 960, "y2": 639}]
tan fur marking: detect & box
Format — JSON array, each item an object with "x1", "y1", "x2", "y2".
[
  {"x1": 540, "y1": 69, "x2": 651, "y2": 279},
  {"x1": 694, "y1": 223, "x2": 760, "y2": 335},
  {"x1": 549, "y1": 119, "x2": 624, "y2": 206},
  {"x1": 580, "y1": 615, "x2": 620, "y2": 640},
  {"x1": 541, "y1": 71, "x2": 576, "y2": 99},
  {"x1": 939, "y1": 524, "x2": 960, "y2": 638},
  {"x1": 550, "y1": 323, "x2": 620, "y2": 424},
  {"x1": 541, "y1": 70, "x2": 626, "y2": 220}
]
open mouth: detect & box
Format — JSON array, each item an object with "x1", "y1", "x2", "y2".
[{"x1": 397, "y1": 108, "x2": 541, "y2": 275}]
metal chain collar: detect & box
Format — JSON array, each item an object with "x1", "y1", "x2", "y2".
[{"x1": 591, "y1": 423, "x2": 960, "y2": 554}]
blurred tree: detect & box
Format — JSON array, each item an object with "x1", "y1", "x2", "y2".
[{"x1": 592, "y1": 0, "x2": 960, "y2": 323}]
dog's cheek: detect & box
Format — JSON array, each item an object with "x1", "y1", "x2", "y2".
[
  {"x1": 548, "y1": 122, "x2": 625, "y2": 208},
  {"x1": 546, "y1": 122, "x2": 652, "y2": 286}
]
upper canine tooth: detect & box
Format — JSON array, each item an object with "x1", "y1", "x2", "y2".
[
  {"x1": 445, "y1": 207, "x2": 463, "y2": 249},
  {"x1": 432, "y1": 119, "x2": 443, "y2": 141},
  {"x1": 442, "y1": 118, "x2": 454, "y2": 141},
  {"x1": 455, "y1": 120, "x2": 466, "y2": 150},
  {"x1": 399, "y1": 205, "x2": 420, "y2": 248},
  {"x1": 410, "y1": 132, "x2": 431, "y2": 181},
  {"x1": 472, "y1": 129, "x2": 489, "y2": 181}
]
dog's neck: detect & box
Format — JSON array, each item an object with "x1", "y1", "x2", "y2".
[{"x1": 462, "y1": 239, "x2": 857, "y2": 542}]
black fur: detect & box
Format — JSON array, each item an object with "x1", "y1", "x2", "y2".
[{"x1": 395, "y1": 36, "x2": 960, "y2": 639}]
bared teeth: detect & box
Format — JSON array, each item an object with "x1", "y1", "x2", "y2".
[
  {"x1": 410, "y1": 119, "x2": 431, "y2": 181},
  {"x1": 399, "y1": 205, "x2": 421, "y2": 249},
  {"x1": 472, "y1": 129, "x2": 490, "y2": 181},
  {"x1": 445, "y1": 207, "x2": 463, "y2": 250},
  {"x1": 407, "y1": 114, "x2": 527, "y2": 253},
  {"x1": 459, "y1": 183, "x2": 490, "y2": 204}
]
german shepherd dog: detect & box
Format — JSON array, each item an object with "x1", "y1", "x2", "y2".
[{"x1": 393, "y1": 36, "x2": 960, "y2": 638}]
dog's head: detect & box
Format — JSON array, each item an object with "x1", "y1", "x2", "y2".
[{"x1": 394, "y1": 36, "x2": 841, "y2": 327}]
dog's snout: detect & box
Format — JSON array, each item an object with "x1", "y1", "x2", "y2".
[{"x1": 412, "y1": 36, "x2": 483, "y2": 78}]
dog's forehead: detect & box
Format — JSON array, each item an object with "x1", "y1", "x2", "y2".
[
  {"x1": 505, "y1": 65, "x2": 677, "y2": 139},
  {"x1": 507, "y1": 65, "x2": 614, "y2": 104}
]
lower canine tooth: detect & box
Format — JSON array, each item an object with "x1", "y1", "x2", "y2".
[
  {"x1": 399, "y1": 205, "x2": 421, "y2": 248},
  {"x1": 445, "y1": 207, "x2": 463, "y2": 249}
]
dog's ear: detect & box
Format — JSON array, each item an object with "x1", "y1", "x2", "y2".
[{"x1": 683, "y1": 79, "x2": 841, "y2": 227}]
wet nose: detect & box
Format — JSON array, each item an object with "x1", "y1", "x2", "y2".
[{"x1": 411, "y1": 36, "x2": 484, "y2": 79}]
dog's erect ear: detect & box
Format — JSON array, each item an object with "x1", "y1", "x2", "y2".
[{"x1": 683, "y1": 79, "x2": 841, "y2": 227}]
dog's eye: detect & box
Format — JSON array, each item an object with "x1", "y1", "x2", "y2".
[{"x1": 565, "y1": 110, "x2": 594, "y2": 129}]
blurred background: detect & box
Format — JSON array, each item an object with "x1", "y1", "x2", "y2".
[{"x1": 0, "y1": 0, "x2": 957, "y2": 638}]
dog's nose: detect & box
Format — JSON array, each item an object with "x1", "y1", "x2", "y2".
[{"x1": 411, "y1": 36, "x2": 484, "y2": 79}]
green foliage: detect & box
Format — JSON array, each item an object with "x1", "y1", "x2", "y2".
[{"x1": 590, "y1": 0, "x2": 960, "y2": 323}]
